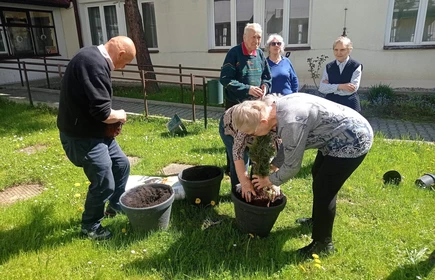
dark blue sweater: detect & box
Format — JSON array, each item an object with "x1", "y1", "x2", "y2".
[
  {"x1": 57, "y1": 46, "x2": 113, "y2": 138},
  {"x1": 267, "y1": 56, "x2": 298, "y2": 95},
  {"x1": 325, "y1": 58, "x2": 362, "y2": 112}
]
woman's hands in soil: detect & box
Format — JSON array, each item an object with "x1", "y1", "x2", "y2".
[
  {"x1": 252, "y1": 175, "x2": 272, "y2": 190},
  {"x1": 241, "y1": 180, "x2": 256, "y2": 202}
]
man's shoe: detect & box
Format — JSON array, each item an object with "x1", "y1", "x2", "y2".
[
  {"x1": 81, "y1": 225, "x2": 112, "y2": 240},
  {"x1": 104, "y1": 204, "x2": 123, "y2": 218},
  {"x1": 297, "y1": 240, "x2": 335, "y2": 258},
  {"x1": 295, "y1": 217, "x2": 313, "y2": 227}
]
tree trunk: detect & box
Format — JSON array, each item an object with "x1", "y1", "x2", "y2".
[{"x1": 124, "y1": 0, "x2": 159, "y2": 93}]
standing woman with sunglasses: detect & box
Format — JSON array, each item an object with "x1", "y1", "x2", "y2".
[{"x1": 266, "y1": 34, "x2": 299, "y2": 95}]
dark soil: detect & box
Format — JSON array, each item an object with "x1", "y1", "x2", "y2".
[
  {"x1": 233, "y1": 189, "x2": 285, "y2": 207},
  {"x1": 181, "y1": 166, "x2": 222, "y2": 181},
  {"x1": 121, "y1": 185, "x2": 172, "y2": 208}
]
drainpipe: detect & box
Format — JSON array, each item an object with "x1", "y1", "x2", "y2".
[{"x1": 71, "y1": 0, "x2": 84, "y2": 48}]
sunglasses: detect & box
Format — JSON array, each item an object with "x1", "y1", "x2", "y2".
[{"x1": 270, "y1": 42, "x2": 282, "y2": 46}]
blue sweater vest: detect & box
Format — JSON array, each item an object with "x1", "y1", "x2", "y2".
[{"x1": 325, "y1": 58, "x2": 362, "y2": 112}]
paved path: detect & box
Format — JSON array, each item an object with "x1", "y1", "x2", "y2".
[{"x1": 1, "y1": 84, "x2": 434, "y2": 142}]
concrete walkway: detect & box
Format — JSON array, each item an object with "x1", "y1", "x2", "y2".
[{"x1": 1, "y1": 84, "x2": 434, "y2": 142}]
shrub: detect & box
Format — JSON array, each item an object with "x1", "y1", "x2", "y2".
[
  {"x1": 307, "y1": 54, "x2": 329, "y2": 89},
  {"x1": 367, "y1": 83, "x2": 395, "y2": 105}
]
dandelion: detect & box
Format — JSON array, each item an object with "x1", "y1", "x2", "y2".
[
  {"x1": 195, "y1": 198, "x2": 201, "y2": 204},
  {"x1": 233, "y1": 244, "x2": 237, "y2": 247},
  {"x1": 122, "y1": 228, "x2": 127, "y2": 233},
  {"x1": 74, "y1": 183, "x2": 81, "y2": 187},
  {"x1": 210, "y1": 200, "x2": 216, "y2": 206},
  {"x1": 312, "y1": 253, "x2": 319, "y2": 259},
  {"x1": 78, "y1": 207, "x2": 84, "y2": 212},
  {"x1": 314, "y1": 264, "x2": 322, "y2": 269},
  {"x1": 314, "y1": 258, "x2": 321, "y2": 264},
  {"x1": 74, "y1": 193, "x2": 81, "y2": 198},
  {"x1": 248, "y1": 233, "x2": 254, "y2": 238},
  {"x1": 86, "y1": 181, "x2": 90, "y2": 184},
  {"x1": 298, "y1": 264, "x2": 306, "y2": 272},
  {"x1": 131, "y1": 250, "x2": 136, "y2": 254},
  {"x1": 88, "y1": 261, "x2": 92, "y2": 264}
]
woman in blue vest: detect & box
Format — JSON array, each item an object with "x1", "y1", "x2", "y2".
[
  {"x1": 266, "y1": 34, "x2": 299, "y2": 95},
  {"x1": 319, "y1": 36, "x2": 363, "y2": 112}
]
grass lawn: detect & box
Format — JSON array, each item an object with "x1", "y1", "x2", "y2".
[{"x1": 1, "y1": 98, "x2": 435, "y2": 279}]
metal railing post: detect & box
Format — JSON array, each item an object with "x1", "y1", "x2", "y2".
[
  {"x1": 17, "y1": 58, "x2": 24, "y2": 86},
  {"x1": 57, "y1": 64, "x2": 63, "y2": 79},
  {"x1": 141, "y1": 70, "x2": 149, "y2": 117},
  {"x1": 179, "y1": 64, "x2": 183, "y2": 103},
  {"x1": 43, "y1": 56, "x2": 50, "y2": 89},
  {"x1": 190, "y1": 73, "x2": 195, "y2": 122},
  {"x1": 203, "y1": 77, "x2": 207, "y2": 129},
  {"x1": 22, "y1": 62, "x2": 34, "y2": 107}
]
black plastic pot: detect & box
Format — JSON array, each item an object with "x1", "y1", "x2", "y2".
[
  {"x1": 415, "y1": 173, "x2": 435, "y2": 189},
  {"x1": 119, "y1": 183, "x2": 175, "y2": 233},
  {"x1": 383, "y1": 170, "x2": 402, "y2": 185},
  {"x1": 231, "y1": 191, "x2": 287, "y2": 237},
  {"x1": 178, "y1": 165, "x2": 223, "y2": 205}
]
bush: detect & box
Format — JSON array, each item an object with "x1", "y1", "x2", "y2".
[{"x1": 366, "y1": 83, "x2": 395, "y2": 105}]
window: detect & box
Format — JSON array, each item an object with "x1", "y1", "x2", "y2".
[
  {"x1": 0, "y1": 7, "x2": 58, "y2": 57},
  {"x1": 0, "y1": 17, "x2": 8, "y2": 54},
  {"x1": 85, "y1": 1, "x2": 158, "y2": 49},
  {"x1": 386, "y1": 0, "x2": 435, "y2": 45},
  {"x1": 210, "y1": 0, "x2": 311, "y2": 48},
  {"x1": 141, "y1": 1, "x2": 158, "y2": 48},
  {"x1": 86, "y1": 4, "x2": 119, "y2": 45},
  {"x1": 213, "y1": 0, "x2": 253, "y2": 47}
]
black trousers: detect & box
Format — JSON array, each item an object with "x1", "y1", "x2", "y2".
[{"x1": 310, "y1": 151, "x2": 366, "y2": 242}]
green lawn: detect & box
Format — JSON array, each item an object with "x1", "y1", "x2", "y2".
[{"x1": 1, "y1": 98, "x2": 435, "y2": 279}]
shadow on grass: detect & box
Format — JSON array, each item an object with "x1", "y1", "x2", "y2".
[
  {"x1": 385, "y1": 250, "x2": 435, "y2": 280},
  {"x1": 122, "y1": 198, "x2": 307, "y2": 278},
  {"x1": 0, "y1": 203, "x2": 79, "y2": 265}
]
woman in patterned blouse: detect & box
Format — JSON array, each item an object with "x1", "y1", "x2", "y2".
[
  {"x1": 219, "y1": 96, "x2": 281, "y2": 202},
  {"x1": 231, "y1": 93, "x2": 373, "y2": 258}
]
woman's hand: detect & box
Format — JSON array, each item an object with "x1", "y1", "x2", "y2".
[
  {"x1": 252, "y1": 175, "x2": 272, "y2": 190},
  {"x1": 241, "y1": 180, "x2": 256, "y2": 202}
]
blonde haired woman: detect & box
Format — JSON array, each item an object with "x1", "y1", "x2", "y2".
[{"x1": 231, "y1": 93, "x2": 373, "y2": 258}]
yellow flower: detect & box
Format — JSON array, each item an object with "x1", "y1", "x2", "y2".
[
  {"x1": 122, "y1": 228, "x2": 127, "y2": 233},
  {"x1": 78, "y1": 207, "x2": 84, "y2": 212},
  {"x1": 314, "y1": 264, "x2": 322, "y2": 269},
  {"x1": 74, "y1": 183, "x2": 81, "y2": 187},
  {"x1": 210, "y1": 200, "x2": 216, "y2": 206},
  {"x1": 86, "y1": 181, "x2": 90, "y2": 185},
  {"x1": 314, "y1": 258, "x2": 321, "y2": 264},
  {"x1": 312, "y1": 253, "x2": 319, "y2": 259},
  {"x1": 74, "y1": 193, "x2": 81, "y2": 198},
  {"x1": 248, "y1": 233, "x2": 254, "y2": 238},
  {"x1": 298, "y1": 264, "x2": 306, "y2": 272},
  {"x1": 195, "y1": 198, "x2": 201, "y2": 204}
]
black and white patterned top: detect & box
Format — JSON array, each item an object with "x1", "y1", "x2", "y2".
[{"x1": 270, "y1": 93, "x2": 373, "y2": 186}]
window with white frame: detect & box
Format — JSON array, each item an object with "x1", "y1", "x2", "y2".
[
  {"x1": 210, "y1": 0, "x2": 310, "y2": 48},
  {"x1": 386, "y1": 0, "x2": 435, "y2": 45},
  {"x1": 86, "y1": 4, "x2": 120, "y2": 45},
  {"x1": 141, "y1": 1, "x2": 158, "y2": 48},
  {"x1": 85, "y1": 1, "x2": 158, "y2": 49}
]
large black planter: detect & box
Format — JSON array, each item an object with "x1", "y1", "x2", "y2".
[
  {"x1": 231, "y1": 191, "x2": 287, "y2": 237},
  {"x1": 178, "y1": 165, "x2": 223, "y2": 205},
  {"x1": 119, "y1": 183, "x2": 175, "y2": 233}
]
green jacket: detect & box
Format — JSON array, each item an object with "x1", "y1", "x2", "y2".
[{"x1": 220, "y1": 44, "x2": 272, "y2": 108}]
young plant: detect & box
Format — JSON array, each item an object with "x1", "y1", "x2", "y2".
[
  {"x1": 248, "y1": 134, "x2": 280, "y2": 204},
  {"x1": 307, "y1": 54, "x2": 329, "y2": 89},
  {"x1": 367, "y1": 83, "x2": 395, "y2": 106}
]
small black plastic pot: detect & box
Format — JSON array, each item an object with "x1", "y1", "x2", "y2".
[{"x1": 415, "y1": 173, "x2": 435, "y2": 189}]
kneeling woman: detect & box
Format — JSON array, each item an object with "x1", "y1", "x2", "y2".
[{"x1": 231, "y1": 93, "x2": 373, "y2": 257}]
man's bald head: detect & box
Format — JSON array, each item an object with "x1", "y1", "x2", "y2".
[{"x1": 105, "y1": 36, "x2": 136, "y2": 69}]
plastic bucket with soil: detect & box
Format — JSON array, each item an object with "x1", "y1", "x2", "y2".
[{"x1": 120, "y1": 183, "x2": 174, "y2": 233}]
